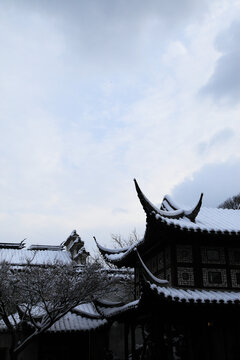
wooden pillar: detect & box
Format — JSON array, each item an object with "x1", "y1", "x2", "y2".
[
  {"x1": 88, "y1": 332, "x2": 91, "y2": 360},
  {"x1": 131, "y1": 323, "x2": 136, "y2": 360},
  {"x1": 185, "y1": 318, "x2": 194, "y2": 360},
  {"x1": 191, "y1": 310, "x2": 201, "y2": 360},
  {"x1": 222, "y1": 319, "x2": 229, "y2": 360},
  {"x1": 124, "y1": 323, "x2": 129, "y2": 360},
  {"x1": 165, "y1": 321, "x2": 173, "y2": 360}
]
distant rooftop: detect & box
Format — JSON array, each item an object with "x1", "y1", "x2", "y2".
[
  {"x1": 0, "y1": 241, "x2": 25, "y2": 249},
  {"x1": 0, "y1": 230, "x2": 89, "y2": 266},
  {"x1": 0, "y1": 242, "x2": 65, "y2": 251},
  {"x1": 28, "y1": 244, "x2": 64, "y2": 251},
  {"x1": 0, "y1": 248, "x2": 72, "y2": 266}
]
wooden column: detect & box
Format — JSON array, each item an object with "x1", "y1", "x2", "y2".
[
  {"x1": 131, "y1": 323, "x2": 136, "y2": 360},
  {"x1": 165, "y1": 321, "x2": 174, "y2": 360},
  {"x1": 124, "y1": 323, "x2": 129, "y2": 360}
]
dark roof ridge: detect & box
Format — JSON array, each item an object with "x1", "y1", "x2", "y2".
[
  {"x1": 135, "y1": 249, "x2": 168, "y2": 286},
  {"x1": 148, "y1": 282, "x2": 240, "y2": 304},
  {"x1": 93, "y1": 236, "x2": 129, "y2": 255},
  {"x1": 72, "y1": 305, "x2": 103, "y2": 320},
  {"x1": 134, "y1": 178, "x2": 203, "y2": 222},
  {"x1": 0, "y1": 240, "x2": 26, "y2": 249}
]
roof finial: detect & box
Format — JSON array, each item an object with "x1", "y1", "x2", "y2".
[{"x1": 134, "y1": 179, "x2": 203, "y2": 222}]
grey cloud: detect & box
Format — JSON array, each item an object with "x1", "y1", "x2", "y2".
[
  {"x1": 7, "y1": 0, "x2": 212, "y2": 73},
  {"x1": 197, "y1": 128, "x2": 235, "y2": 155},
  {"x1": 200, "y1": 21, "x2": 240, "y2": 104},
  {"x1": 22, "y1": 0, "x2": 211, "y2": 24},
  {"x1": 171, "y1": 160, "x2": 240, "y2": 207}
]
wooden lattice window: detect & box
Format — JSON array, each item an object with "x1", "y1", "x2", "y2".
[
  {"x1": 207, "y1": 249, "x2": 220, "y2": 261},
  {"x1": 234, "y1": 251, "x2": 240, "y2": 263},
  {"x1": 208, "y1": 271, "x2": 222, "y2": 284},
  {"x1": 236, "y1": 273, "x2": 240, "y2": 285},
  {"x1": 182, "y1": 272, "x2": 189, "y2": 281}
]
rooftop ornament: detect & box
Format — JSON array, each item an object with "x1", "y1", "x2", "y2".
[{"x1": 133, "y1": 178, "x2": 203, "y2": 222}]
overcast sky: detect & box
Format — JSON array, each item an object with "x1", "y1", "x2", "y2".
[{"x1": 0, "y1": 0, "x2": 240, "y2": 252}]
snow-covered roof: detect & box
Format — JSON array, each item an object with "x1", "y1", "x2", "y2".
[
  {"x1": 0, "y1": 303, "x2": 107, "y2": 333},
  {"x1": 0, "y1": 241, "x2": 25, "y2": 249},
  {"x1": 96, "y1": 180, "x2": 240, "y2": 267},
  {"x1": 138, "y1": 249, "x2": 240, "y2": 305},
  {"x1": 134, "y1": 179, "x2": 203, "y2": 222},
  {"x1": 47, "y1": 308, "x2": 107, "y2": 333},
  {"x1": 96, "y1": 299, "x2": 139, "y2": 318},
  {"x1": 28, "y1": 244, "x2": 64, "y2": 251},
  {"x1": 95, "y1": 237, "x2": 139, "y2": 265},
  {"x1": 63, "y1": 230, "x2": 83, "y2": 248},
  {"x1": 158, "y1": 206, "x2": 240, "y2": 234},
  {"x1": 48, "y1": 288, "x2": 240, "y2": 332},
  {"x1": 74, "y1": 302, "x2": 102, "y2": 318},
  {"x1": 47, "y1": 299, "x2": 139, "y2": 332},
  {"x1": 0, "y1": 248, "x2": 72, "y2": 266},
  {"x1": 0, "y1": 299, "x2": 138, "y2": 334},
  {"x1": 134, "y1": 178, "x2": 240, "y2": 234},
  {"x1": 149, "y1": 283, "x2": 240, "y2": 304},
  {"x1": 97, "y1": 207, "x2": 240, "y2": 265}
]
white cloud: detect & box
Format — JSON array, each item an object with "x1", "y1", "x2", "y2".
[
  {"x1": 0, "y1": 0, "x2": 240, "y2": 253},
  {"x1": 196, "y1": 128, "x2": 235, "y2": 155}
]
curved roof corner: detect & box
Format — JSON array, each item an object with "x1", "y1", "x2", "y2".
[{"x1": 134, "y1": 178, "x2": 203, "y2": 222}]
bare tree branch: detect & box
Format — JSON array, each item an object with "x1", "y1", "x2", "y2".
[
  {"x1": 0, "y1": 260, "x2": 112, "y2": 360},
  {"x1": 218, "y1": 193, "x2": 240, "y2": 209}
]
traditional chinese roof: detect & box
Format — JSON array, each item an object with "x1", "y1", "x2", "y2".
[
  {"x1": 46, "y1": 299, "x2": 138, "y2": 332},
  {"x1": 95, "y1": 298, "x2": 139, "y2": 318},
  {"x1": 148, "y1": 283, "x2": 240, "y2": 304},
  {"x1": 0, "y1": 248, "x2": 72, "y2": 266},
  {"x1": 0, "y1": 230, "x2": 90, "y2": 266},
  {"x1": 134, "y1": 179, "x2": 240, "y2": 233},
  {"x1": 28, "y1": 244, "x2": 64, "y2": 251},
  {"x1": 0, "y1": 240, "x2": 26, "y2": 249},
  {"x1": 96, "y1": 179, "x2": 240, "y2": 267},
  {"x1": 47, "y1": 303, "x2": 108, "y2": 333},
  {"x1": 63, "y1": 230, "x2": 89, "y2": 265},
  {"x1": 136, "y1": 250, "x2": 240, "y2": 305},
  {"x1": 0, "y1": 300, "x2": 139, "y2": 334},
  {"x1": 94, "y1": 238, "x2": 138, "y2": 267},
  {"x1": 134, "y1": 179, "x2": 203, "y2": 222},
  {"x1": 73, "y1": 245, "x2": 89, "y2": 261},
  {"x1": 63, "y1": 230, "x2": 84, "y2": 248}
]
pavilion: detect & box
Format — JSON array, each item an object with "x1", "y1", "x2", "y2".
[{"x1": 96, "y1": 179, "x2": 240, "y2": 360}]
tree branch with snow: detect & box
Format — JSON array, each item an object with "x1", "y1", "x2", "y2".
[{"x1": 0, "y1": 260, "x2": 112, "y2": 360}]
